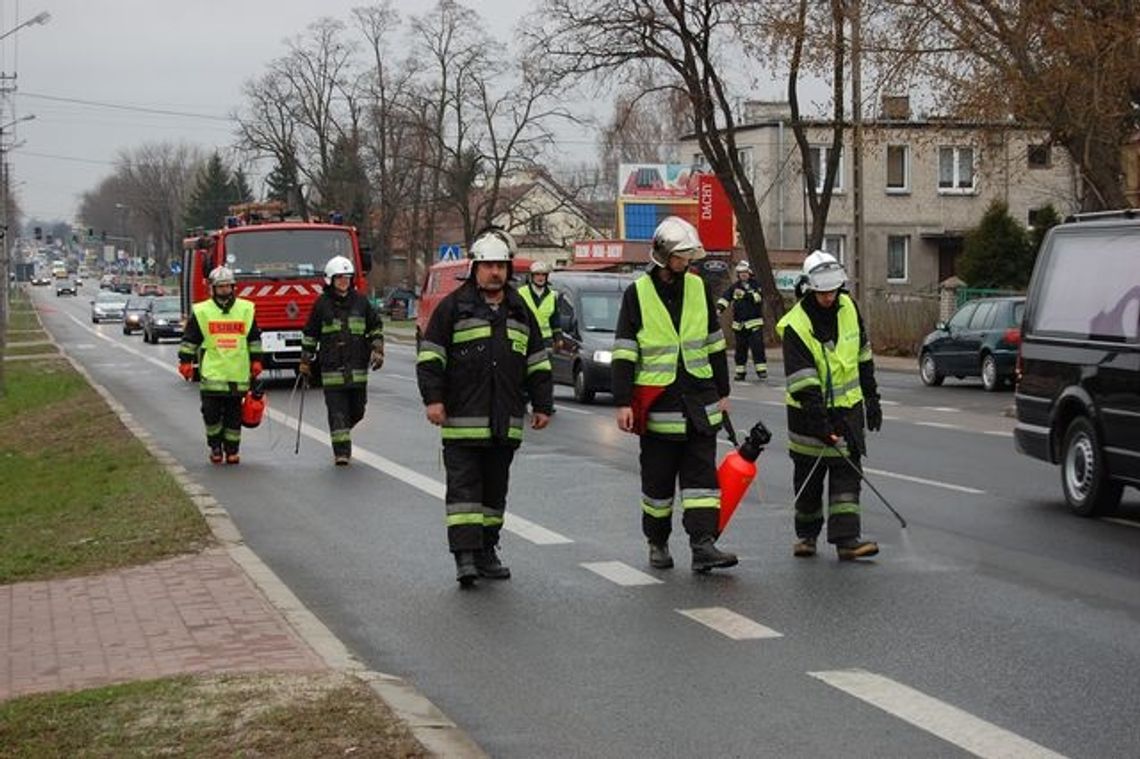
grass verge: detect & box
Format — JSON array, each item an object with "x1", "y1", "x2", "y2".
[
  {"x1": 0, "y1": 358, "x2": 212, "y2": 583},
  {"x1": 0, "y1": 672, "x2": 427, "y2": 758},
  {"x1": 4, "y1": 343, "x2": 58, "y2": 356}
]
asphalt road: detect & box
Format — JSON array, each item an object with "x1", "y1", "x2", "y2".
[{"x1": 35, "y1": 286, "x2": 1140, "y2": 758}]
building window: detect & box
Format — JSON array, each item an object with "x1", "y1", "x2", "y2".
[
  {"x1": 938, "y1": 147, "x2": 975, "y2": 192},
  {"x1": 823, "y1": 235, "x2": 845, "y2": 265},
  {"x1": 1027, "y1": 144, "x2": 1051, "y2": 169},
  {"x1": 807, "y1": 145, "x2": 844, "y2": 192},
  {"x1": 527, "y1": 215, "x2": 545, "y2": 236},
  {"x1": 692, "y1": 153, "x2": 709, "y2": 172},
  {"x1": 887, "y1": 235, "x2": 909, "y2": 282},
  {"x1": 886, "y1": 145, "x2": 909, "y2": 192},
  {"x1": 736, "y1": 147, "x2": 754, "y2": 184}
]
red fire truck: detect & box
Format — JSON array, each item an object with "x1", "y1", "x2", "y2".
[{"x1": 180, "y1": 202, "x2": 371, "y2": 372}]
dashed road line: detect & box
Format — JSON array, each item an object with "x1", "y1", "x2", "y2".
[
  {"x1": 983, "y1": 430, "x2": 1014, "y2": 438},
  {"x1": 581, "y1": 561, "x2": 663, "y2": 586},
  {"x1": 922, "y1": 406, "x2": 960, "y2": 413},
  {"x1": 1101, "y1": 517, "x2": 1140, "y2": 530},
  {"x1": 808, "y1": 669, "x2": 1068, "y2": 759},
  {"x1": 552, "y1": 404, "x2": 594, "y2": 415},
  {"x1": 915, "y1": 421, "x2": 960, "y2": 430},
  {"x1": 676, "y1": 607, "x2": 783, "y2": 640}
]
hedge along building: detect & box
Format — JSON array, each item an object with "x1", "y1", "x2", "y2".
[{"x1": 681, "y1": 98, "x2": 1080, "y2": 297}]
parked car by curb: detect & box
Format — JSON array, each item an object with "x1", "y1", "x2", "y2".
[{"x1": 919, "y1": 296, "x2": 1024, "y2": 392}]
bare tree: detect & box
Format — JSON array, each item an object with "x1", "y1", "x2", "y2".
[
  {"x1": 599, "y1": 75, "x2": 693, "y2": 196},
  {"x1": 875, "y1": 0, "x2": 1140, "y2": 211},
  {"x1": 525, "y1": 0, "x2": 787, "y2": 325}
]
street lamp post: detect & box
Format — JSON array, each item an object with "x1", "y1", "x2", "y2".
[{"x1": 0, "y1": 9, "x2": 51, "y2": 397}]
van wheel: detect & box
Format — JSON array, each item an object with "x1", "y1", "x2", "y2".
[
  {"x1": 573, "y1": 365, "x2": 595, "y2": 404},
  {"x1": 1061, "y1": 417, "x2": 1123, "y2": 517},
  {"x1": 981, "y1": 354, "x2": 999, "y2": 392},
  {"x1": 919, "y1": 352, "x2": 943, "y2": 386}
]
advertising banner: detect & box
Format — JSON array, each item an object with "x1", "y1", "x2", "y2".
[{"x1": 697, "y1": 174, "x2": 734, "y2": 250}]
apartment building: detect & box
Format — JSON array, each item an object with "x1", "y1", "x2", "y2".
[{"x1": 686, "y1": 100, "x2": 1080, "y2": 294}]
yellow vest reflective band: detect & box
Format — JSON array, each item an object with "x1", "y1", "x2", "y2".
[
  {"x1": 519, "y1": 285, "x2": 557, "y2": 339},
  {"x1": 775, "y1": 293, "x2": 863, "y2": 410},
  {"x1": 633, "y1": 272, "x2": 712, "y2": 386},
  {"x1": 194, "y1": 298, "x2": 255, "y2": 392}
]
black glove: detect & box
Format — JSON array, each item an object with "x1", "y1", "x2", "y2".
[
  {"x1": 804, "y1": 399, "x2": 838, "y2": 444},
  {"x1": 865, "y1": 396, "x2": 882, "y2": 432}
]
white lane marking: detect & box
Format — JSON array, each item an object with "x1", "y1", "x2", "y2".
[
  {"x1": 761, "y1": 400, "x2": 783, "y2": 407},
  {"x1": 923, "y1": 406, "x2": 959, "y2": 413},
  {"x1": 64, "y1": 313, "x2": 575, "y2": 546},
  {"x1": 581, "y1": 561, "x2": 663, "y2": 586},
  {"x1": 883, "y1": 415, "x2": 901, "y2": 421},
  {"x1": 503, "y1": 514, "x2": 574, "y2": 545},
  {"x1": 676, "y1": 607, "x2": 783, "y2": 640},
  {"x1": 380, "y1": 373, "x2": 415, "y2": 381},
  {"x1": 915, "y1": 421, "x2": 959, "y2": 430},
  {"x1": 864, "y1": 467, "x2": 985, "y2": 495},
  {"x1": 880, "y1": 399, "x2": 900, "y2": 406},
  {"x1": 809, "y1": 669, "x2": 1068, "y2": 759},
  {"x1": 983, "y1": 430, "x2": 1014, "y2": 438},
  {"x1": 717, "y1": 438, "x2": 734, "y2": 447},
  {"x1": 1101, "y1": 517, "x2": 1140, "y2": 530}
]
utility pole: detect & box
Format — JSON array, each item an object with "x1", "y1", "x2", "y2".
[{"x1": 849, "y1": 0, "x2": 866, "y2": 302}]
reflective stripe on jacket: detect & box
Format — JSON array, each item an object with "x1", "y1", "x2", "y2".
[{"x1": 300, "y1": 289, "x2": 384, "y2": 388}]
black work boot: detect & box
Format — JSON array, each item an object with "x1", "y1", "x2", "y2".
[
  {"x1": 793, "y1": 537, "x2": 817, "y2": 558},
  {"x1": 690, "y1": 536, "x2": 738, "y2": 573},
  {"x1": 454, "y1": 552, "x2": 478, "y2": 587},
  {"x1": 209, "y1": 445, "x2": 223, "y2": 465},
  {"x1": 648, "y1": 541, "x2": 674, "y2": 569},
  {"x1": 475, "y1": 546, "x2": 511, "y2": 579},
  {"x1": 836, "y1": 538, "x2": 880, "y2": 561}
]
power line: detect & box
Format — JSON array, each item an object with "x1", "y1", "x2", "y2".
[
  {"x1": 18, "y1": 92, "x2": 233, "y2": 122},
  {"x1": 13, "y1": 149, "x2": 113, "y2": 165}
]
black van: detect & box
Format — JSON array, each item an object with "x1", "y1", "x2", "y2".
[
  {"x1": 549, "y1": 271, "x2": 637, "y2": 403},
  {"x1": 1014, "y1": 211, "x2": 1140, "y2": 516}
]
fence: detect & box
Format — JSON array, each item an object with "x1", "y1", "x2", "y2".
[{"x1": 954, "y1": 287, "x2": 1023, "y2": 309}]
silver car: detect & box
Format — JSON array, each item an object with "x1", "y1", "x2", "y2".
[{"x1": 91, "y1": 292, "x2": 128, "y2": 323}]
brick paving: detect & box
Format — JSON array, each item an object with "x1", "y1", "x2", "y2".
[{"x1": 0, "y1": 549, "x2": 326, "y2": 701}]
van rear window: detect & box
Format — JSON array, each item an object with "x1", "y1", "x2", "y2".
[{"x1": 1031, "y1": 229, "x2": 1140, "y2": 342}]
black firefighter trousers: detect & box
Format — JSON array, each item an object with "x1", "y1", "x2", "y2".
[
  {"x1": 324, "y1": 386, "x2": 367, "y2": 458},
  {"x1": 443, "y1": 445, "x2": 515, "y2": 554},
  {"x1": 201, "y1": 393, "x2": 242, "y2": 454},
  {"x1": 733, "y1": 328, "x2": 767, "y2": 377},
  {"x1": 791, "y1": 450, "x2": 862, "y2": 544},
  {"x1": 639, "y1": 432, "x2": 720, "y2": 546}
]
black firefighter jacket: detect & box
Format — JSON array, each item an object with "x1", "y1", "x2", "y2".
[
  {"x1": 416, "y1": 279, "x2": 554, "y2": 448},
  {"x1": 611, "y1": 271, "x2": 731, "y2": 439},
  {"x1": 301, "y1": 288, "x2": 384, "y2": 388}
]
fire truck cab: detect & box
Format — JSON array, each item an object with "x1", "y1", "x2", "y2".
[{"x1": 181, "y1": 202, "x2": 371, "y2": 372}]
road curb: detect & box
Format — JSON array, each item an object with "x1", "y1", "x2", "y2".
[{"x1": 45, "y1": 318, "x2": 488, "y2": 759}]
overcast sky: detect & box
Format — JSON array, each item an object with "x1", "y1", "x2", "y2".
[{"x1": 3, "y1": 0, "x2": 536, "y2": 225}]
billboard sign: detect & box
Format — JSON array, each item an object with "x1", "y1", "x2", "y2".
[
  {"x1": 618, "y1": 163, "x2": 699, "y2": 199},
  {"x1": 697, "y1": 173, "x2": 734, "y2": 250},
  {"x1": 573, "y1": 241, "x2": 626, "y2": 261}
]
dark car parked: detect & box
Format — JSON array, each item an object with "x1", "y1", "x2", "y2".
[
  {"x1": 121, "y1": 297, "x2": 152, "y2": 335},
  {"x1": 142, "y1": 296, "x2": 185, "y2": 344},
  {"x1": 549, "y1": 271, "x2": 637, "y2": 403},
  {"x1": 918, "y1": 296, "x2": 1024, "y2": 392},
  {"x1": 55, "y1": 278, "x2": 79, "y2": 297},
  {"x1": 1014, "y1": 211, "x2": 1140, "y2": 517}
]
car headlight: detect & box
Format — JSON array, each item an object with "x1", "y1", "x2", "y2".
[
  {"x1": 156, "y1": 319, "x2": 168, "y2": 326},
  {"x1": 591, "y1": 350, "x2": 613, "y2": 364}
]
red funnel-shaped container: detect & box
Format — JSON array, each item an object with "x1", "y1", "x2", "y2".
[
  {"x1": 717, "y1": 449, "x2": 757, "y2": 533},
  {"x1": 241, "y1": 389, "x2": 266, "y2": 429}
]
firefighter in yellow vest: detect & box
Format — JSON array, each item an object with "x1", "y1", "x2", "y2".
[
  {"x1": 178, "y1": 266, "x2": 263, "y2": 465},
  {"x1": 775, "y1": 250, "x2": 882, "y2": 560},
  {"x1": 518, "y1": 260, "x2": 561, "y2": 349},
  {"x1": 611, "y1": 217, "x2": 737, "y2": 572}
]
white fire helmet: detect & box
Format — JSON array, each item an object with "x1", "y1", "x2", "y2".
[
  {"x1": 530, "y1": 260, "x2": 552, "y2": 275},
  {"x1": 324, "y1": 255, "x2": 355, "y2": 284},
  {"x1": 650, "y1": 216, "x2": 706, "y2": 268},
  {"x1": 802, "y1": 250, "x2": 847, "y2": 293},
  {"x1": 470, "y1": 228, "x2": 516, "y2": 263},
  {"x1": 735, "y1": 260, "x2": 752, "y2": 274},
  {"x1": 208, "y1": 266, "x2": 236, "y2": 286}
]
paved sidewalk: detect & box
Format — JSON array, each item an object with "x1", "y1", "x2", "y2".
[{"x1": 1, "y1": 550, "x2": 324, "y2": 702}]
